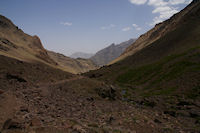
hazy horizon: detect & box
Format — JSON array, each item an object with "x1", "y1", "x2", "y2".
[{"x1": 0, "y1": 0, "x2": 191, "y2": 56}]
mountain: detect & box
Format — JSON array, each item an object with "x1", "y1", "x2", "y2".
[
  {"x1": 86, "y1": 0, "x2": 200, "y2": 99},
  {"x1": 111, "y1": 0, "x2": 199, "y2": 64},
  {"x1": 70, "y1": 52, "x2": 94, "y2": 59},
  {"x1": 48, "y1": 50, "x2": 97, "y2": 74},
  {"x1": 0, "y1": 15, "x2": 96, "y2": 74},
  {"x1": 90, "y1": 39, "x2": 136, "y2": 66},
  {"x1": 85, "y1": 1, "x2": 200, "y2": 131}
]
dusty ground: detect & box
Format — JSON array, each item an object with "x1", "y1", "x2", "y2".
[{"x1": 0, "y1": 56, "x2": 200, "y2": 133}]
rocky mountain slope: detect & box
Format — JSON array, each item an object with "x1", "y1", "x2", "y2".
[
  {"x1": 90, "y1": 39, "x2": 136, "y2": 66},
  {"x1": 0, "y1": 15, "x2": 96, "y2": 74},
  {"x1": 85, "y1": 1, "x2": 200, "y2": 132},
  {"x1": 86, "y1": 0, "x2": 200, "y2": 101},
  {"x1": 0, "y1": 15, "x2": 57, "y2": 66},
  {"x1": 48, "y1": 51, "x2": 97, "y2": 74},
  {"x1": 70, "y1": 52, "x2": 94, "y2": 59},
  {"x1": 111, "y1": 0, "x2": 199, "y2": 64}
]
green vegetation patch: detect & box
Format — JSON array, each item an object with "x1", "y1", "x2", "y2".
[
  {"x1": 142, "y1": 87, "x2": 177, "y2": 97},
  {"x1": 116, "y1": 47, "x2": 200, "y2": 97},
  {"x1": 116, "y1": 53, "x2": 187, "y2": 85}
]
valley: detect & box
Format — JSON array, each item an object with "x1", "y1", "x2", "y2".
[{"x1": 0, "y1": 0, "x2": 200, "y2": 133}]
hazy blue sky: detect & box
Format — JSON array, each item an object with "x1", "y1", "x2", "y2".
[{"x1": 0, "y1": 0, "x2": 191, "y2": 55}]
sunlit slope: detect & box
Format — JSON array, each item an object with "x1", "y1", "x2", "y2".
[
  {"x1": 111, "y1": 0, "x2": 199, "y2": 64},
  {"x1": 0, "y1": 15, "x2": 57, "y2": 65}
]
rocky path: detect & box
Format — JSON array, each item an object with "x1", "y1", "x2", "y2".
[
  {"x1": 37, "y1": 76, "x2": 84, "y2": 86},
  {"x1": 1, "y1": 76, "x2": 200, "y2": 133}
]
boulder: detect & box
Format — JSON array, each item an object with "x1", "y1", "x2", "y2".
[
  {"x1": 164, "y1": 111, "x2": 176, "y2": 117},
  {"x1": 20, "y1": 106, "x2": 29, "y2": 112},
  {"x1": 95, "y1": 85, "x2": 116, "y2": 100}
]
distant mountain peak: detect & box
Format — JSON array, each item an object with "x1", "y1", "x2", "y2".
[
  {"x1": 110, "y1": 43, "x2": 115, "y2": 46},
  {"x1": 90, "y1": 38, "x2": 136, "y2": 66},
  {"x1": 70, "y1": 52, "x2": 94, "y2": 59}
]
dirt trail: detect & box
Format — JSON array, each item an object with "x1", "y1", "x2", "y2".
[{"x1": 37, "y1": 75, "x2": 84, "y2": 87}]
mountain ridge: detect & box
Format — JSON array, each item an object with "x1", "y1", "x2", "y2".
[
  {"x1": 48, "y1": 50, "x2": 97, "y2": 74},
  {"x1": 70, "y1": 52, "x2": 94, "y2": 59},
  {"x1": 90, "y1": 38, "x2": 136, "y2": 66},
  {"x1": 0, "y1": 15, "x2": 57, "y2": 65},
  {"x1": 111, "y1": 0, "x2": 198, "y2": 64}
]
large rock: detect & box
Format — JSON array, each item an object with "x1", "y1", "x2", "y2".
[{"x1": 95, "y1": 85, "x2": 116, "y2": 100}]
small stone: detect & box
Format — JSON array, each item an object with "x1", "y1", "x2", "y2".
[
  {"x1": 136, "y1": 120, "x2": 140, "y2": 124},
  {"x1": 107, "y1": 116, "x2": 114, "y2": 124},
  {"x1": 62, "y1": 121, "x2": 73, "y2": 128},
  {"x1": 164, "y1": 111, "x2": 176, "y2": 117},
  {"x1": 154, "y1": 119, "x2": 162, "y2": 124},
  {"x1": 30, "y1": 118, "x2": 42, "y2": 127},
  {"x1": 86, "y1": 97, "x2": 94, "y2": 101},
  {"x1": 73, "y1": 124, "x2": 83, "y2": 132},
  {"x1": 20, "y1": 106, "x2": 29, "y2": 112}
]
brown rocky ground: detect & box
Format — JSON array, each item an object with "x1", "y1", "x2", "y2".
[{"x1": 0, "y1": 55, "x2": 200, "y2": 133}]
